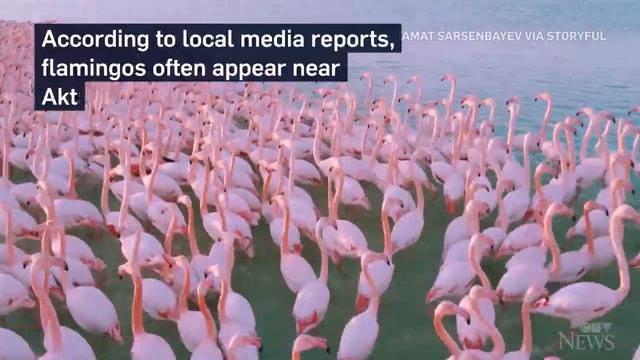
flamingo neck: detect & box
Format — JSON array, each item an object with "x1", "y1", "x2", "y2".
[
  {"x1": 66, "y1": 151, "x2": 76, "y2": 196},
  {"x1": 331, "y1": 170, "x2": 344, "y2": 219},
  {"x1": 428, "y1": 110, "x2": 440, "y2": 156},
  {"x1": 2, "y1": 116, "x2": 10, "y2": 190},
  {"x1": 580, "y1": 115, "x2": 597, "y2": 161},
  {"x1": 447, "y1": 81, "x2": 456, "y2": 117},
  {"x1": 541, "y1": 99, "x2": 553, "y2": 138},
  {"x1": 584, "y1": 210, "x2": 595, "y2": 257},
  {"x1": 33, "y1": 259, "x2": 64, "y2": 353},
  {"x1": 565, "y1": 130, "x2": 576, "y2": 171},
  {"x1": 312, "y1": 120, "x2": 324, "y2": 166},
  {"x1": 363, "y1": 259, "x2": 380, "y2": 315},
  {"x1": 534, "y1": 169, "x2": 544, "y2": 196},
  {"x1": 100, "y1": 153, "x2": 111, "y2": 217},
  {"x1": 197, "y1": 286, "x2": 217, "y2": 341},
  {"x1": 434, "y1": 309, "x2": 461, "y2": 356},
  {"x1": 200, "y1": 156, "x2": 210, "y2": 214},
  {"x1": 610, "y1": 217, "x2": 630, "y2": 299},
  {"x1": 367, "y1": 126, "x2": 385, "y2": 166},
  {"x1": 132, "y1": 269, "x2": 144, "y2": 336},
  {"x1": 382, "y1": 208, "x2": 393, "y2": 256},
  {"x1": 287, "y1": 147, "x2": 295, "y2": 193},
  {"x1": 319, "y1": 235, "x2": 329, "y2": 283},
  {"x1": 186, "y1": 203, "x2": 200, "y2": 256},
  {"x1": 520, "y1": 299, "x2": 533, "y2": 354},
  {"x1": 552, "y1": 125, "x2": 568, "y2": 168},
  {"x1": 218, "y1": 279, "x2": 229, "y2": 324},
  {"x1": 260, "y1": 170, "x2": 273, "y2": 204},
  {"x1": 389, "y1": 81, "x2": 397, "y2": 111},
  {"x1": 507, "y1": 108, "x2": 517, "y2": 150},
  {"x1": 617, "y1": 120, "x2": 627, "y2": 155},
  {"x1": 359, "y1": 125, "x2": 370, "y2": 161},
  {"x1": 280, "y1": 199, "x2": 291, "y2": 256},
  {"x1": 146, "y1": 151, "x2": 160, "y2": 204},
  {"x1": 364, "y1": 78, "x2": 372, "y2": 109},
  {"x1": 414, "y1": 175, "x2": 424, "y2": 212},
  {"x1": 471, "y1": 296, "x2": 505, "y2": 356},
  {"x1": 178, "y1": 260, "x2": 190, "y2": 314},
  {"x1": 543, "y1": 212, "x2": 561, "y2": 276},
  {"x1": 470, "y1": 239, "x2": 491, "y2": 289}
]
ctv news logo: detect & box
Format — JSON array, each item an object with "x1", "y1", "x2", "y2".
[{"x1": 559, "y1": 322, "x2": 615, "y2": 351}]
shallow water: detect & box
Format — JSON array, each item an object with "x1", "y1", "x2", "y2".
[{"x1": 3, "y1": 1, "x2": 640, "y2": 359}]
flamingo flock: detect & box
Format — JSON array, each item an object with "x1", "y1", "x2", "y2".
[{"x1": 1, "y1": 21, "x2": 640, "y2": 359}]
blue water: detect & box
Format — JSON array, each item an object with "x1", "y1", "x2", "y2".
[{"x1": 6, "y1": 0, "x2": 640, "y2": 132}]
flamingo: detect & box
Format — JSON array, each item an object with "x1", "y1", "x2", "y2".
[
  {"x1": 548, "y1": 201, "x2": 607, "y2": 283},
  {"x1": 214, "y1": 242, "x2": 260, "y2": 359},
  {"x1": 170, "y1": 255, "x2": 206, "y2": 352},
  {"x1": 337, "y1": 252, "x2": 389, "y2": 359},
  {"x1": 29, "y1": 254, "x2": 74, "y2": 360},
  {"x1": 293, "y1": 220, "x2": 330, "y2": 334},
  {"x1": 456, "y1": 233, "x2": 496, "y2": 350},
  {"x1": 355, "y1": 204, "x2": 395, "y2": 313},
  {"x1": 208, "y1": 233, "x2": 256, "y2": 330},
  {"x1": 427, "y1": 232, "x2": 492, "y2": 302},
  {"x1": 532, "y1": 204, "x2": 638, "y2": 327},
  {"x1": 191, "y1": 277, "x2": 223, "y2": 360},
  {"x1": 274, "y1": 195, "x2": 316, "y2": 294},
  {"x1": 496, "y1": 202, "x2": 571, "y2": 303},
  {"x1": 120, "y1": 231, "x2": 176, "y2": 360},
  {"x1": 389, "y1": 168, "x2": 425, "y2": 252},
  {"x1": 327, "y1": 164, "x2": 369, "y2": 259},
  {"x1": 501, "y1": 133, "x2": 535, "y2": 226}
]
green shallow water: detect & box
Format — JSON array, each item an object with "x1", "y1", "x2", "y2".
[{"x1": 4, "y1": 171, "x2": 640, "y2": 360}]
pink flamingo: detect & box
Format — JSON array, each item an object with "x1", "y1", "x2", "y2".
[
  {"x1": 274, "y1": 195, "x2": 316, "y2": 294},
  {"x1": 293, "y1": 219, "x2": 330, "y2": 334},
  {"x1": 121, "y1": 231, "x2": 176, "y2": 360},
  {"x1": 337, "y1": 252, "x2": 389, "y2": 359},
  {"x1": 355, "y1": 205, "x2": 395, "y2": 313},
  {"x1": 548, "y1": 201, "x2": 607, "y2": 283},
  {"x1": 170, "y1": 255, "x2": 206, "y2": 352},
  {"x1": 456, "y1": 234, "x2": 496, "y2": 349},
  {"x1": 389, "y1": 168, "x2": 425, "y2": 252},
  {"x1": 532, "y1": 204, "x2": 638, "y2": 327},
  {"x1": 496, "y1": 203, "x2": 570, "y2": 303},
  {"x1": 191, "y1": 277, "x2": 223, "y2": 360}
]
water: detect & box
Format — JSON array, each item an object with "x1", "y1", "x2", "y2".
[{"x1": 3, "y1": 1, "x2": 640, "y2": 359}]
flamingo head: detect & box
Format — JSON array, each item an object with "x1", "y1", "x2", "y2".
[
  {"x1": 383, "y1": 74, "x2": 396, "y2": 85},
  {"x1": 469, "y1": 285, "x2": 498, "y2": 304},
  {"x1": 108, "y1": 324, "x2": 123, "y2": 344},
  {"x1": 440, "y1": 73, "x2": 456, "y2": 82},
  {"x1": 524, "y1": 286, "x2": 549, "y2": 305},
  {"x1": 293, "y1": 335, "x2": 330, "y2": 354},
  {"x1": 534, "y1": 92, "x2": 551, "y2": 102}
]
